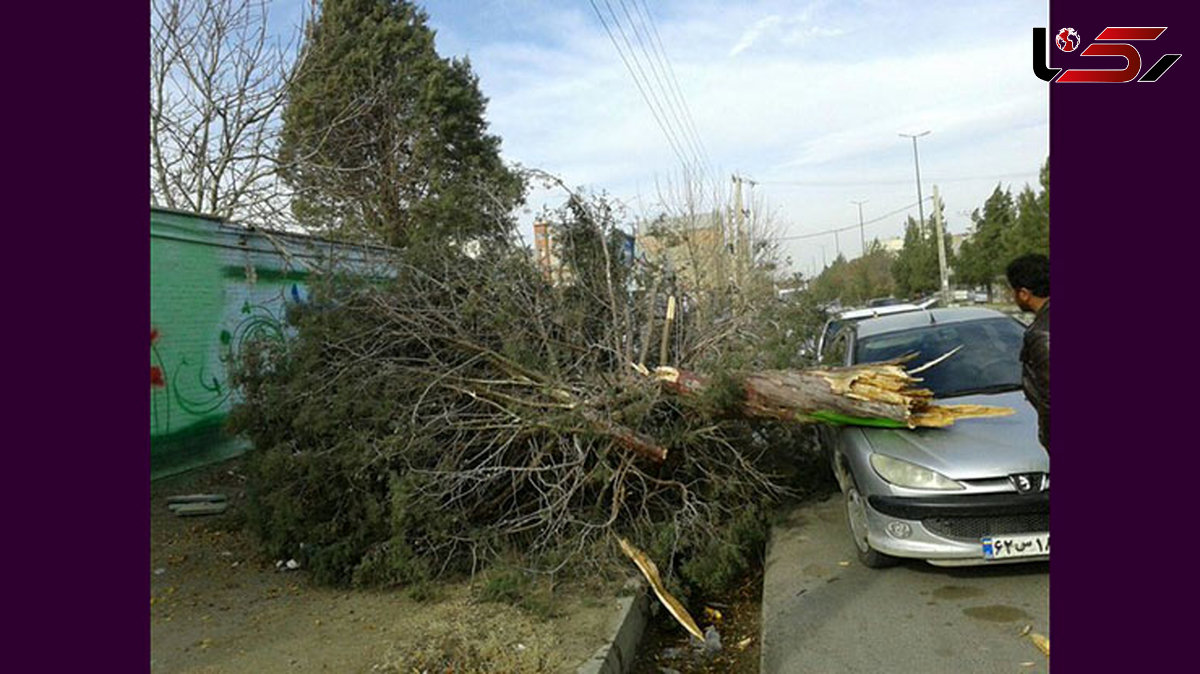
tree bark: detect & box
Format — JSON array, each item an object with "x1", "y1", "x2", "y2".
[{"x1": 653, "y1": 361, "x2": 1013, "y2": 429}]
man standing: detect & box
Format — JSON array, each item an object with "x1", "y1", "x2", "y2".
[{"x1": 1006, "y1": 254, "x2": 1050, "y2": 451}]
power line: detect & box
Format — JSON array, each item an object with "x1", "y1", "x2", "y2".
[
  {"x1": 589, "y1": 0, "x2": 694, "y2": 172},
  {"x1": 629, "y1": 0, "x2": 715, "y2": 180},
  {"x1": 776, "y1": 197, "x2": 933, "y2": 241},
  {"x1": 616, "y1": 0, "x2": 706, "y2": 176},
  {"x1": 756, "y1": 171, "x2": 1040, "y2": 188}
]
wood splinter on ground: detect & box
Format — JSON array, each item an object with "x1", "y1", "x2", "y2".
[{"x1": 617, "y1": 537, "x2": 704, "y2": 642}]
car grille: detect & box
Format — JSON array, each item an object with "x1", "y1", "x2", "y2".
[{"x1": 923, "y1": 513, "x2": 1049, "y2": 541}]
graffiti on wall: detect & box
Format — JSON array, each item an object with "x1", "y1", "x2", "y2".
[
  {"x1": 151, "y1": 207, "x2": 390, "y2": 478},
  {"x1": 150, "y1": 283, "x2": 304, "y2": 437}
]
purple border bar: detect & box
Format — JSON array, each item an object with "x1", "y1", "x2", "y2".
[
  {"x1": 11, "y1": 2, "x2": 150, "y2": 671},
  {"x1": 11, "y1": 0, "x2": 1198, "y2": 670},
  {"x1": 1052, "y1": 0, "x2": 1195, "y2": 669}
]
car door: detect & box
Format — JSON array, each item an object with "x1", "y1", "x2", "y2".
[{"x1": 816, "y1": 329, "x2": 852, "y2": 467}]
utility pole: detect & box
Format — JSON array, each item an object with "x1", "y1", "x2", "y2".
[
  {"x1": 833, "y1": 229, "x2": 840, "y2": 258},
  {"x1": 899, "y1": 131, "x2": 930, "y2": 232},
  {"x1": 746, "y1": 177, "x2": 757, "y2": 270},
  {"x1": 732, "y1": 174, "x2": 744, "y2": 280},
  {"x1": 932, "y1": 184, "x2": 951, "y2": 305},
  {"x1": 851, "y1": 199, "x2": 868, "y2": 256}
]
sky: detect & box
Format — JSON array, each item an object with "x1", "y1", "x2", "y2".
[{"x1": 268, "y1": 0, "x2": 1049, "y2": 278}]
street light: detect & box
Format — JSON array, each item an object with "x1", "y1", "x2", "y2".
[{"x1": 899, "y1": 131, "x2": 930, "y2": 231}]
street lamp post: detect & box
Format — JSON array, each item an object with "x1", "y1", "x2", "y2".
[{"x1": 899, "y1": 131, "x2": 930, "y2": 231}]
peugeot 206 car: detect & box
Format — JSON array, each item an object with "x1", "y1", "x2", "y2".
[{"x1": 819, "y1": 307, "x2": 1049, "y2": 567}]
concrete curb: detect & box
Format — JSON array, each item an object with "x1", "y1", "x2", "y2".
[{"x1": 576, "y1": 580, "x2": 651, "y2": 674}]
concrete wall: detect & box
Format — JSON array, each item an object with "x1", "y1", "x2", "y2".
[{"x1": 150, "y1": 208, "x2": 390, "y2": 479}]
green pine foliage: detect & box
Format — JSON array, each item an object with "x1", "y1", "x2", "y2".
[
  {"x1": 278, "y1": 0, "x2": 524, "y2": 246},
  {"x1": 891, "y1": 204, "x2": 955, "y2": 299},
  {"x1": 809, "y1": 242, "x2": 897, "y2": 307},
  {"x1": 954, "y1": 158, "x2": 1049, "y2": 298}
]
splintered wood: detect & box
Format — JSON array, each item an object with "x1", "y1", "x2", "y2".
[
  {"x1": 650, "y1": 354, "x2": 1013, "y2": 429},
  {"x1": 617, "y1": 537, "x2": 705, "y2": 641}
]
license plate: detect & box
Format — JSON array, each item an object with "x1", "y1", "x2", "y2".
[{"x1": 982, "y1": 533, "x2": 1049, "y2": 560}]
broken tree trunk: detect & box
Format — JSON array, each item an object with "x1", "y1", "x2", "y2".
[{"x1": 650, "y1": 356, "x2": 1013, "y2": 429}]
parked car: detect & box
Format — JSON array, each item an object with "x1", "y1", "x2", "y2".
[
  {"x1": 815, "y1": 298, "x2": 938, "y2": 361},
  {"x1": 819, "y1": 307, "x2": 1048, "y2": 568}
]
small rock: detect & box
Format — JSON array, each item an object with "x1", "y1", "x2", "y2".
[
  {"x1": 285, "y1": 559, "x2": 301, "y2": 571},
  {"x1": 514, "y1": 643, "x2": 526, "y2": 652},
  {"x1": 693, "y1": 625, "x2": 721, "y2": 655}
]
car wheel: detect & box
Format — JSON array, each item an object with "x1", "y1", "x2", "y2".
[{"x1": 844, "y1": 485, "x2": 900, "y2": 568}]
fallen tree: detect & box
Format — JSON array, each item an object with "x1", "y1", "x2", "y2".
[
  {"x1": 651, "y1": 354, "x2": 1011, "y2": 431},
  {"x1": 228, "y1": 190, "x2": 1006, "y2": 599}
]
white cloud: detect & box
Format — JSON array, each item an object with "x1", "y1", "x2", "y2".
[
  {"x1": 290, "y1": 0, "x2": 1049, "y2": 273},
  {"x1": 730, "y1": 15, "x2": 783, "y2": 57}
]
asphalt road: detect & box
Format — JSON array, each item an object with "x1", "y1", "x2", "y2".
[{"x1": 760, "y1": 495, "x2": 1049, "y2": 673}]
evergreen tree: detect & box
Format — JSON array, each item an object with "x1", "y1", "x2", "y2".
[
  {"x1": 279, "y1": 0, "x2": 524, "y2": 246},
  {"x1": 954, "y1": 185, "x2": 1015, "y2": 298},
  {"x1": 892, "y1": 202, "x2": 954, "y2": 299},
  {"x1": 1005, "y1": 184, "x2": 1049, "y2": 259}
]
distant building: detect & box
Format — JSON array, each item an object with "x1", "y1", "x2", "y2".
[
  {"x1": 880, "y1": 232, "x2": 968, "y2": 256},
  {"x1": 636, "y1": 212, "x2": 732, "y2": 292},
  {"x1": 950, "y1": 233, "x2": 969, "y2": 257},
  {"x1": 532, "y1": 221, "x2": 557, "y2": 281},
  {"x1": 532, "y1": 220, "x2": 635, "y2": 286}
]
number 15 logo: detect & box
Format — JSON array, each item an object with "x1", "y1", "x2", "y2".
[{"x1": 1033, "y1": 27, "x2": 1182, "y2": 83}]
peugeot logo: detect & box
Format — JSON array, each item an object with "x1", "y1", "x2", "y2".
[{"x1": 1011, "y1": 473, "x2": 1049, "y2": 494}]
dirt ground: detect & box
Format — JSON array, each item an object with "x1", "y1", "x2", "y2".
[{"x1": 150, "y1": 459, "x2": 623, "y2": 673}]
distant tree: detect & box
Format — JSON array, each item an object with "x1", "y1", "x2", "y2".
[
  {"x1": 150, "y1": 0, "x2": 301, "y2": 225},
  {"x1": 1004, "y1": 158, "x2": 1050, "y2": 260},
  {"x1": 1005, "y1": 184, "x2": 1049, "y2": 259},
  {"x1": 809, "y1": 243, "x2": 895, "y2": 306},
  {"x1": 954, "y1": 159, "x2": 1048, "y2": 300},
  {"x1": 954, "y1": 185, "x2": 1015, "y2": 298},
  {"x1": 1037, "y1": 157, "x2": 1049, "y2": 216},
  {"x1": 278, "y1": 0, "x2": 524, "y2": 246},
  {"x1": 892, "y1": 202, "x2": 954, "y2": 299}
]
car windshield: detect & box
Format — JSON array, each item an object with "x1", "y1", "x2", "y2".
[{"x1": 853, "y1": 317, "x2": 1024, "y2": 398}]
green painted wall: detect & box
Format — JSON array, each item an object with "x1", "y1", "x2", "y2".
[{"x1": 150, "y1": 208, "x2": 391, "y2": 479}]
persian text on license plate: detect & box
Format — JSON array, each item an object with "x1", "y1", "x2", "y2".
[{"x1": 982, "y1": 533, "x2": 1049, "y2": 560}]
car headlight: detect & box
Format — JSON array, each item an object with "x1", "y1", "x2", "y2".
[{"x1": 869, "y1": 454, "x2": 964, "y2": 490}]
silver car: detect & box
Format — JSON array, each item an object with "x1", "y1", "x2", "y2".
[{"x1": 820, "y1": 307, "x2": 1049, "y2": 567}]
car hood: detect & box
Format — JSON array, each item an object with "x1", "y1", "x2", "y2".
[{"x1": 858, "y1": 390, "x2": 1049, "y2": 479}]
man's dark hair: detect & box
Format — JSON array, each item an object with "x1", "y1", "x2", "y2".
[{"x1": 1006, "y1": 253, "x2": 1050, "y2": 297}]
